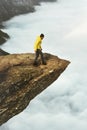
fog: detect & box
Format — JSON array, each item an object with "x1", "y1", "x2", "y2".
[{"x1": 0, "y1": 0, "x2": 87, "y2": 130}]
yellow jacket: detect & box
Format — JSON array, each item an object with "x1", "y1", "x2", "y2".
[{"x1": 34, "y1": 36, "x2": 42, "y2": 51}]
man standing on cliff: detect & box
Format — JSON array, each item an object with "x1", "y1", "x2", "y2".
[{"x1": 33, "y1": 33, "x2": 46, "y2": 65}]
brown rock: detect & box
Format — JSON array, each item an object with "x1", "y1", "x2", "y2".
[{"x1": 0, "y1": 53, "x2": 70, "y2": 125}]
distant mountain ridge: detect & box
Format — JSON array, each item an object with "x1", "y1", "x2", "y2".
[
  {"x1": 0, "y1": 0, "x2": 56, "y2": 45},
  {"x1": 0, "y1": 0, "x2": 56, "y2": 23}
]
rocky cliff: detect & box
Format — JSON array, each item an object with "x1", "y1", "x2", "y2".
[
  {"x1": 0, "y1": 53, "x2": 70, "y2": 125},
  {"x1": 0, "y1": 49, "x2": 9, "y2": 56},
  {"x1": 0, "y1": 0, "x2": 56, "y2": 23},
  {"x1": 0, "y1": 30, "x2": 10, "y2": 45}
]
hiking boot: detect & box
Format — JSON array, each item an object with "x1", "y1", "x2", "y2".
[
  {"x1": 33, "y1": 61, "x2": 38, "y2": 66},
  {"x1": 42, "y1": 61, "x2": 47, "y2": 65}
]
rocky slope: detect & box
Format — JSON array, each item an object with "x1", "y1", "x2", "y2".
[
  {"x1": 0, "y1": 53, "x2": 70, "y2": 125},
  {"x1": 0, "y1": 30, "x2": 10, "y2": 45},
  {"x1": 0, "y1": 49, "x2": 9, "y2": 55},
  {"x1": 0, "y1": 0, "x2": 56, "y2": 23}
]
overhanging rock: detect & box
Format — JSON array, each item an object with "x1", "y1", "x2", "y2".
[{"x1": 0, "y1": 53, "x2": 70, "y2": 125}]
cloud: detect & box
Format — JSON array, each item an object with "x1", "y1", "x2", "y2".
[{"x1": 64, "y1": 21, "x2": 87, "y2": 40}]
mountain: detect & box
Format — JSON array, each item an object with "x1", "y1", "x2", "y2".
[
  {"x1": 0, "y1": 0, "x2": 56, "y2": 45},
  {"x1": 0, "y1": 0, "x2": 56, "y2": 23},
  {"x1": 0, "y1": 53, "x2": 70, "y2": 125}
]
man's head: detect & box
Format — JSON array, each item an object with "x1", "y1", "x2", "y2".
[{"x1": 40, "y1": 34, "x2": 44, "y2": 40}]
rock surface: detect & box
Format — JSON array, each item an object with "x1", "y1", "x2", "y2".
[{"x1": 0, "y1": 53, "x2": 70, "y2": 125}]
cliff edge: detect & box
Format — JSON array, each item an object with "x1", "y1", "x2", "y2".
[{"x1": 0, "y1": 53, "x2": 70, "y2": 125}]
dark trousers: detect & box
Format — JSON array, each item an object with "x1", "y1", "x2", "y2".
[{"x1": 34, "y1": 49, "x2": 45, "y2": 64}]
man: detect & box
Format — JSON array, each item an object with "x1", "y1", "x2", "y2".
[{"x1": 33, "y1": 33, "x2": 46, "y2": 65}]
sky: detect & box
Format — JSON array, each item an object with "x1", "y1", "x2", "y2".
[{"x1": 0, "y1": 0, "x2": 87, "y2": 130}]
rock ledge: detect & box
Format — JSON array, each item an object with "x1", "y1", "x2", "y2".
[{"x1": 0, "y1": 53, "x2": 70, "y2": 125}]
